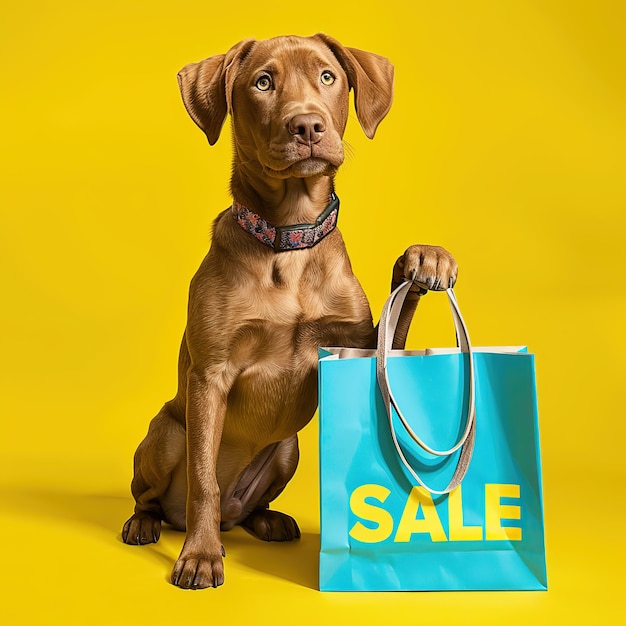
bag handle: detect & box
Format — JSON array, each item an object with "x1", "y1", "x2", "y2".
[
  {"x1": 375, "y1": 278, "x2": 476, "y2": 495},
  {"x1": 380, "y1": 280, "x2": 475, "y2": 457}
]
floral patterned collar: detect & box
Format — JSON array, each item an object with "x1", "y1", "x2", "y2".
[{"x1": 231, "y1": 193, "x2": 339, "y2": 252}]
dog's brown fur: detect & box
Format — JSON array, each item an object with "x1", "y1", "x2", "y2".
[{"x1": 122, "y1": 34, "x2": 457, "y2": 589}]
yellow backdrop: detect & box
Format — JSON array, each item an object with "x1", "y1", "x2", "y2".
[{"x1": 1, "y1": 0, "x2": 624, "y2": 623}]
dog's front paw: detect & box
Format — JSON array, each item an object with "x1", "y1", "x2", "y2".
[
  {"x1": 171, "y1": 548, "x2": 225, "y2": 590},
  {"x1": 393, "y1": 245, "x2": 458, "y2": 294}
]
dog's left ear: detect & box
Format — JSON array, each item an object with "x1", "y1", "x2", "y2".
[
  {"x1": 177, "y1": 39, "x2": 256, "y2": 145},
  {"x1": 316, "y1": 33, "x2": 394, "y2": 139}
]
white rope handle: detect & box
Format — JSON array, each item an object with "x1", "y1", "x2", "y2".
[{"x1": 375, "y1": 279, "x2": 476, "y2": 494}]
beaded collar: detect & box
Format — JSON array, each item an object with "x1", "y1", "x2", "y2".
[{"x1": 231, "y1": 193, "x2": 339, "y2": 252}]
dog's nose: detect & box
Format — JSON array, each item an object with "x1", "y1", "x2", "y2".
[{"x1": 288, "y1": 114, "x2": 326, "y2": 144}]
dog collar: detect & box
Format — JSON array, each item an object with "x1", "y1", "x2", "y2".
[{"x1": 231, "y1": 193, "x2": 339, "y2": 252}]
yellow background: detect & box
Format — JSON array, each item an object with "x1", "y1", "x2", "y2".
[{"x1": 1, "y1": 0, "x2": 624, "y2": 623}]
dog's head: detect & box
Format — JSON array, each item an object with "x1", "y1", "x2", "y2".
[{"x1": 177, "y1": 34, "x2": 394, "y2": 180}]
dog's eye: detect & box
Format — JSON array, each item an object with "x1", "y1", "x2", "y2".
[
  {"x1": 320, "y1": 71, "x2": 335, "y2": 86},
  {"x1": 255, "y1": 75, "x2": 272, "y2": 91}
]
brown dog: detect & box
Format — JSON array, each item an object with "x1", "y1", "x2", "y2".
[{"x1": 122, "y1": 33, "x2": 457, "y2": 589}]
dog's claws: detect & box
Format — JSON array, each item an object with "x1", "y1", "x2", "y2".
[
  {"x1": 171, "y1": 553, "x2": 225, "y2": 589},
  {"x1": 399, "y1": 244, "x2": 458, "y2": 295}
]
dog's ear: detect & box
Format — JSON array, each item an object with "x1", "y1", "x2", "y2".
[
  {"x1": 316, "y1": 34, "x2": 394, "y2": 139},
  {"x1": 177, "y1": 39, "x2": 256, "y2": 145}
]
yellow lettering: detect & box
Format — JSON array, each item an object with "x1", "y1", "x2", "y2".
[
  {"x1": 349, "y1": 482, "x2": 523, "y2": 545},
  {"x1": 394, "y1": 487, "x2": 447, "y2": 542},
  {"x1": 485, "y1": 484, "x2": 522, "y2": 541},
  {"x1": 349, "y1": 484, "x2": 394, "y2": 543},
  {"x1": 448, "y1": 485, "x2": 483, "y2": 541}
]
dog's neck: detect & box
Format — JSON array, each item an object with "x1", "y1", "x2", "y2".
[{"x1": 230, "y1": 162, "x2": 335, "y2": 226}]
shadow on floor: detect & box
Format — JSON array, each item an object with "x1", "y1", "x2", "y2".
[
  {"x1": 220, "y1": 526, "x2": 319, "y2": 589},
  {"x1": 2, "y1": 485, "x2": 319, "y2": 589}
]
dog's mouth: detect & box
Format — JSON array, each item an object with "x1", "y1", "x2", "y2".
[
  {"x1": 262, "y1": 142, "x2": 344, "y2": 179},
  {"x1": 263, "y1": 157, "x2": 338, "y2": 179}
]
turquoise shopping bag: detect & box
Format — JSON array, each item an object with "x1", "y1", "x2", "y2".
[{"x1": 318, "y1": 281, "x2": 547, "y2": 591}]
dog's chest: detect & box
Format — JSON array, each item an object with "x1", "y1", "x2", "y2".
[
  {"x1": 233, "y1": 253, "x2": 360, "y2": 324},
  {"x1": 220, "y1": 257, "x2": 373, "y2": 446}
]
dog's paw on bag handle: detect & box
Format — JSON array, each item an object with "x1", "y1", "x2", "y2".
[{"x1": 392, "y1": 244, "x2": 458, "y2": 295}]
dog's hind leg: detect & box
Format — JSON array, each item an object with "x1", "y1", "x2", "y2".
[
  {"x1": 223, "y1": 436, "x2": 301, "y2": 542},
  {"x1": 122, "y1": 400, "x2": 186, "y2": 545}
]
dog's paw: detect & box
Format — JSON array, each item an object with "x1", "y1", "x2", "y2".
[
  {"x1": 122, "y1": 512, "x2": 162, "y2": 545},
  {"x1": 171, "y1": 549, "x2": 225, "y2": 590},
  {"x1": 393, "y1": 245, "x2": 458, "y2": 294},
  {"x1": 240, "y1": 508, "x2": 301, "y2": 542}
]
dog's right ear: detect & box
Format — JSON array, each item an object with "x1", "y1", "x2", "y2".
[{"x1": 177, "y1": 39, "x2": 256, "y2": 145}]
